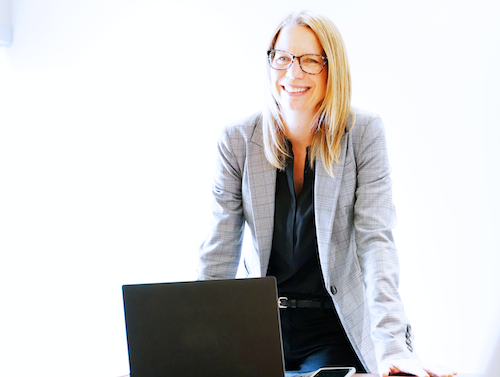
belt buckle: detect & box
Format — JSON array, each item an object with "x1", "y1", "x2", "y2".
[{"x1": 278, "y1": 297, "x2": 288, "y2": 309}]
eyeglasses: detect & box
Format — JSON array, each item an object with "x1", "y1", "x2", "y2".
[{"x1": 267, "y1": 49, "x2": 328, "y2": 75}]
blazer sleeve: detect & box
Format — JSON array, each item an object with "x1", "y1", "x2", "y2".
[
  {"x1": 197, "y1": 125, "x2": 246, "y2": 280},
  {"x1": 352, "y1": 113, "x2": 419, "y2": 364}
]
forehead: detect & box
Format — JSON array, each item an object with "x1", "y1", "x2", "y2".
[{"x1": 274, "y1": 25, "x2": 324, "y2": 55}]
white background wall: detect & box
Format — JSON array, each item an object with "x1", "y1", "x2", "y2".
[{"x1": 1, "y1": 1, "x2": 499, "y2": 376}]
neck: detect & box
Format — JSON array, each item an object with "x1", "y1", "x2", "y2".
[{"x1": 281, "y1": 108, "x2": 316, "y2": 147}]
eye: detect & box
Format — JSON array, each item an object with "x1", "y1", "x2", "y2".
[
  {"x1": 276, "y1": 55, "x2": 291, "y2": 63},
  {"x1": 303, "y1": 56, "x2": 321, "y2": 65}
]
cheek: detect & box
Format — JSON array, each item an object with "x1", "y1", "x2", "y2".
[
  {"x1": 269, "y1": 69, "x2": 286, "y2": 83},
  {"x1": 270, "y1": 70, "x2": 283, "y2": 89}
]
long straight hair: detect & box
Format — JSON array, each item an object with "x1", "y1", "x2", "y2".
[{"x1": 262, "y1": 10, "x2": 355, "y2": 176}]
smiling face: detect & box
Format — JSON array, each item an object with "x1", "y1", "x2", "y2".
[{"x1": 270, "y1": 25, "x2": 328, "y2": 117}]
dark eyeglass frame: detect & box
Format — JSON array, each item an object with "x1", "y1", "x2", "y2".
[{"x1": 267, "y1": 49, "x2": 328, "y2": 75}]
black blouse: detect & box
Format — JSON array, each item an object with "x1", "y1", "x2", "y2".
[{"x1": 267, "y1": 143, "x2": 329, "y2": 298}]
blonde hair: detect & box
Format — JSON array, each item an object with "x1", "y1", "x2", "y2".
[{"x1": 262, "y1": 10, "x2": 355, "y2": 176}]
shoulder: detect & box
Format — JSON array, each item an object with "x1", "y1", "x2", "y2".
[
  {"x1": 220, "y1": 112, "x2": 263, "y2": 144},
  {"x1": 350, "y1": 107, "x2": 384, "y2": 135},
  {"x1": 349, "y1": 107, "x2": 388, "y2": 146},
  {"x1": 216, "y1": 112, "x2": 263, "y2": 163}
]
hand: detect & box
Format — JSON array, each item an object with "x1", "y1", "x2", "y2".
[{"x1": 378, "y1": 359, "x2": 457, "y2": 377}]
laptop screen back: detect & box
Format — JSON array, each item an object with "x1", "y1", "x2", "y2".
[{"x1": 123, "y1": 277, "x2": 285, "y2": 377}]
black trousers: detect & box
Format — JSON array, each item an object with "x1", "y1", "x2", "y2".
[{"x1": 280, "y1": 307, "x2": 367, "y2": 374}]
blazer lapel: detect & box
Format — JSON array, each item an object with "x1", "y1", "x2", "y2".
[
  {"x1": 246, "y1": 123, "x2": 276, "y2": 276},
  {"x1": 314, "y1": 130, "x2": 350, "y2": 279}
]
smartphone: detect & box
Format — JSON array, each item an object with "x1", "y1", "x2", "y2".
[{"x1": 308, "y1": 366, "x2": 356, "y2": 377}]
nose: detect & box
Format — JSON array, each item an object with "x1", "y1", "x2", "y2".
[{"x1": 285, "y1": 57, "x2": 304, "y2": 79}]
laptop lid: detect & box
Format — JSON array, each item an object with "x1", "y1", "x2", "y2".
[{"x1": 123, "y1": 276, "x2": 285, "y2": 377}]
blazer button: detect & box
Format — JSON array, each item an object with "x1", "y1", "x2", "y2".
[{"x1": 330, "y1": 286, "x2": 338, "y2": 295}]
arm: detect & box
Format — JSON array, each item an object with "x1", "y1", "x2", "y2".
[
  {"x1": 353, "y1": 113, "x2": 416, "y2": 363},
  {"x1": 197, "y1": 126, "x2": 246, "y2": 280},
  {"x1": 353, "y1": 113, "x2": 456, "y2": 377}
]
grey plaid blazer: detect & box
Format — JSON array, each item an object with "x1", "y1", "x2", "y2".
[{"x1": 198, "y1": 108, "x2": 419, "y2": 373}]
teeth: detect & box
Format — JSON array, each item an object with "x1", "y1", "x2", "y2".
[{"x1": 284, "y1": 86, "x2": 308, "y2": 93}]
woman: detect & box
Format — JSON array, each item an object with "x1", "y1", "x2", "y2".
[{"x1": 198, "y1": 10, "x2": 455, "y2": 377}]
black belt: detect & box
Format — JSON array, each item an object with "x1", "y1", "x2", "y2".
[{"x1": 278, "y1": 296, "x2": 333, "y2": 309}]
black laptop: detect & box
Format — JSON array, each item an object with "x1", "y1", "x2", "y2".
[{"x1": 123, "y1": 276, "x2": 285, "y2": 377}]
